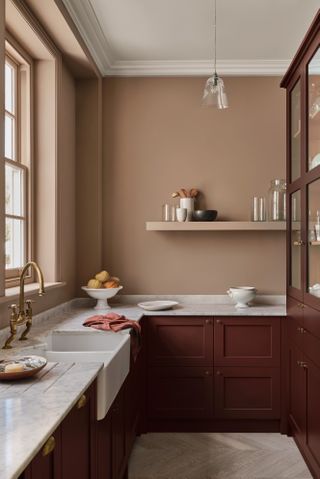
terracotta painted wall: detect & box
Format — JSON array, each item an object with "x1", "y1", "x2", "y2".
[{"x1": 102, "y1": 77, "x2": 286, "y2": 294}]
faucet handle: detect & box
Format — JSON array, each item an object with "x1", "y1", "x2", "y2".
[
  {"x1": 25, "y1": 299, "x2": 35, "y2": 305},
  {"x1": 25, "y1": 299, "x2": 34, "y2": 312},
  {"x1": 9, "y1": 304, "x2": 17, "y2": 314}
]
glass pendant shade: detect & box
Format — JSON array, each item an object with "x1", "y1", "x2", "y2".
[
  {"x1": 202, "y1": 0, "x2": 229, "y2": 109},
  {"x1": 202, "y1": 73, "x2": 228, "y2": 109}
]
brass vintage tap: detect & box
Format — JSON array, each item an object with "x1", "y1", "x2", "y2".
[{"x1": 2, "y1": 262, "x2": 45, "y2": 349}]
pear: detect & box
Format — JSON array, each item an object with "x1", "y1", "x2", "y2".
[
  {"x1": 95, "y1": 270, "x2": 110, "y2": 283},
  {"x1": 87, "y1": 278, "x2": 102, "y2": 289}
]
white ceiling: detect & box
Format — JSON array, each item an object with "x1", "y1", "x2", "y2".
[{"x1": 62, "y1": 0, "x2": 320, "y2": 76}]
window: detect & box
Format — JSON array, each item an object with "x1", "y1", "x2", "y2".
[{"x1": 4, "y1": 40, "x2": 32, "y2": 284}]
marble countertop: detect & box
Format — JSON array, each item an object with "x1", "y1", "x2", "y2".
[
  {"x1": 0, "y1": 361, "x2": 102, "y2": 479},
  {"x1": 0, "y1": 298, "x2": 286, "y2": 479}
]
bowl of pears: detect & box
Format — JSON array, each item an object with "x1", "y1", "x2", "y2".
[{"x1": 82, "y1": 270, "x2": 123, "y2": 310}]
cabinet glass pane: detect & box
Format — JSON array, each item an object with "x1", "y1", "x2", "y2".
[
  {"x1": 290, "y1": 190, "x2": 301, "y2": 290},
  {"x1": 308, "y1": 179, "x2": 320, "y2": 297},
  {"x1": 290, "y1": 81, "x2": 301, "y2": 181},
  {"x1": 308, "y1": 47, "x2": 320, "y2": 171}
]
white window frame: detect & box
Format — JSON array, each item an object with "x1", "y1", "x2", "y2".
[{"x1": 4, "y1": 36, "x2": 33, "y2": 286}]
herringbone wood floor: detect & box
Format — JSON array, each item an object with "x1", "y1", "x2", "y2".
[{"x1": 128, "y1": 433, "x2": 312, "y2": 479}]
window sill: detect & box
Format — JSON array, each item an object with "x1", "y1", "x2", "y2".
[{"x1": 1, "y1": 282, "x2": 66, "y2": 303}]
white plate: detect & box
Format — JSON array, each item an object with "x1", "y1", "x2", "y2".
[{"x1": 137, "y1": 300, "x2": 179, "y2": 311}]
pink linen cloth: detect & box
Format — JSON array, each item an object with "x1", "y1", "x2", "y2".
[{"x1": 83, "y1": 312, "x2": 141, "y2": 360}]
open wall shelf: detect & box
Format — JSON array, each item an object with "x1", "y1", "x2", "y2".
[{"x1": 146, "y1": 221, "x2": 286, "y2": 231}]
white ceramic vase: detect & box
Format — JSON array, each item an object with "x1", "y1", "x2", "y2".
[{"x1": 180, "y1": 198, "x2": 194, "y2": 221}]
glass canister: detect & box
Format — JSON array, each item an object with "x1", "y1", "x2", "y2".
[{"x1": 268, "y1": 179, "x2": 286, "y2": 221}]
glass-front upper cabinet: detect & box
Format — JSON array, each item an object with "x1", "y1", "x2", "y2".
[
  {"x1": 308, "y1": 178, "x2": 320, "y2": 297},
  {"x1": 290, "y1": 190, "x2": 302, "y2": 292},
  {"x1": 290, "y1": 80, "x2": 301, "y2": 181},
  {"x1": 308, "y1": 47, "x2": 320, "y2": 171}
]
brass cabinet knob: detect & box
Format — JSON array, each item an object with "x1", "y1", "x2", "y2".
[
  {"x1": 42, "y1": 436, "x2": 55, "y2": 456},
  {"x1": 205, "y1": 319, "x2": 212, "y2": 325},
  {"x1": 216, "y1": 319, "x2": 222, "y2": 324},
  {"x1": 76, "y1": 394, "x2": 87, "y2": 409},
  {"x1": 216, "y1": 371, "x2": 222, "y2": 376},
  {"x1": 204, "y1": 370, "x2": 211, "y2": 376},
  {"x1": 297, "y1": 360, "x2": 308, "y2": 369},
  {"x1": 295, "y1": 240, "x2": 305, "y2": 246}
]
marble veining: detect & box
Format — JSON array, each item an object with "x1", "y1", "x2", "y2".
[{"x1": 0, "y1": 361, "x2": 102, "y2": 479}]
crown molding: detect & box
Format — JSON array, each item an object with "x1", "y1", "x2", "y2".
[
  {"x1": 61, "y1": 0, "x2": 290, "y2": 77},
  {"x1": 106, "y1": 59, "x2": 290, "y2": 77},
  {"x1": 61, "y1": 0, "x2": 113, "y2": 73}
]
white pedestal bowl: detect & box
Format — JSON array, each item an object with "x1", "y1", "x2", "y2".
[{"x1": 82, "y1": 286, "x2": 123, "y2": 310}]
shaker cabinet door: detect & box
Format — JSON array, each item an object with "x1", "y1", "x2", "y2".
[
  {"x1": 148, "y1": 367, "x2": 213, "y2": 419},
  {"x1": 147, "y1": 316, "x2": 213, "y2": 367},
  {"x1": 288, "y1": 343, "x2": 306, "y2": 442},
  {"x1": 214, "y1": 367, "x2": 280, "y2": 420},
  {"x1": 60, "y1": 385, "x2": 95, "y2": 479},
  {"x1": 214, "y1": 317, "x2": 280, "y2": 367}
]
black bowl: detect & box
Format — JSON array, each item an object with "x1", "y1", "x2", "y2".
[{"x1": 192, "y1": 210, "x2": 218, "y2": 221}]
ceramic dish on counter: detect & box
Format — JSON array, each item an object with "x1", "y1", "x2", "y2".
[
  {"x1": 227, "y1": 286, "x2": 257, "y2": 308},
  {"x1": 0, "y1": 355, "x2": 47, "y2": 381},
  {"x1": 138, "y1": 300, "x2": 179, "y2": 311}
]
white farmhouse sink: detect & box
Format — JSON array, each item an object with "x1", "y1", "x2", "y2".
[
  {"x1": 44, "y1": 331, "x2": 131, "y2": 420},
  {"x1": 48, "y1": 330, "x2": 128, "y2": 352}
]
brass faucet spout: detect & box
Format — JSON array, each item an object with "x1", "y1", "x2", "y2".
[{"x1": 19, "y1": 261, "x2": 45, "y2": 313}]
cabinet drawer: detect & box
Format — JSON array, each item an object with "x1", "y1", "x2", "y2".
[
  {"x1": 214, "y1": 317, "x2": 280, "y2": 367},
  {"x1": 214, "y1": 367, "x2": 280, "y2": 420},
  {"x1": 147, "y1": 316, "x2": 213, "y2": 366},
  {"x1": 147, "y1": 367, "x2": 213, "y2": 419}
]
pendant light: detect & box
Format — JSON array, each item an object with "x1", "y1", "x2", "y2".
[{"x1": 202, "y1": 0, "x2": 229, "y2": 109}]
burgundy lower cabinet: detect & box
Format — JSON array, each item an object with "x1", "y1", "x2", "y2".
[
  {"x1": 22, "y1": 349, "x2": 142, "y2": 479},
  {"x1": 146, "y1": 315, "x2": 281, "y2": 431},
  {"x1": 287, "y1": 298, "x2": 320, "y2": 478},
  {"x1": 287, "y1": 342, "x2": 306, "y2": 443},
  {"x1": 22, "y1": 383, "x2": 95, "y2": 479},
  {"x1": 214, "y1": 367, "x2": 280, "y2": 420},
  {"x1": 97, "y1": 352, "x2": 143, "y2": 479},
  {"x1": 147, "y1": 367, "x2": 213, "y2": 419},
  {"x1": 21, "y1": 430, "x2": 62, "y2": 479},
  {"x1": 60, "y1": 385, "x2": 95, "y2": 479}
]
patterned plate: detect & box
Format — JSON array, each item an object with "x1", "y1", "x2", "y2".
[{"x1": 0, "y1": 355, "x2": 47, "y2": 380}]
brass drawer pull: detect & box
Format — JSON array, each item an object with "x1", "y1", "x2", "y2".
[
  {"x1": 77, "y1": 394, "x2": 87, "y2": 409},
  {"x1": 42, "y1": 436, "x2": 55, "y2": 456}
]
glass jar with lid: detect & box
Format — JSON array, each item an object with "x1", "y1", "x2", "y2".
[{"x1": 268, "y1": 179, "x2": 286, "y2": 221}]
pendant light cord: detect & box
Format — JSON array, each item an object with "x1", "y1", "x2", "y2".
[{"x1": 214, "y1": 0, "x2": 217, "y2": 75}]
